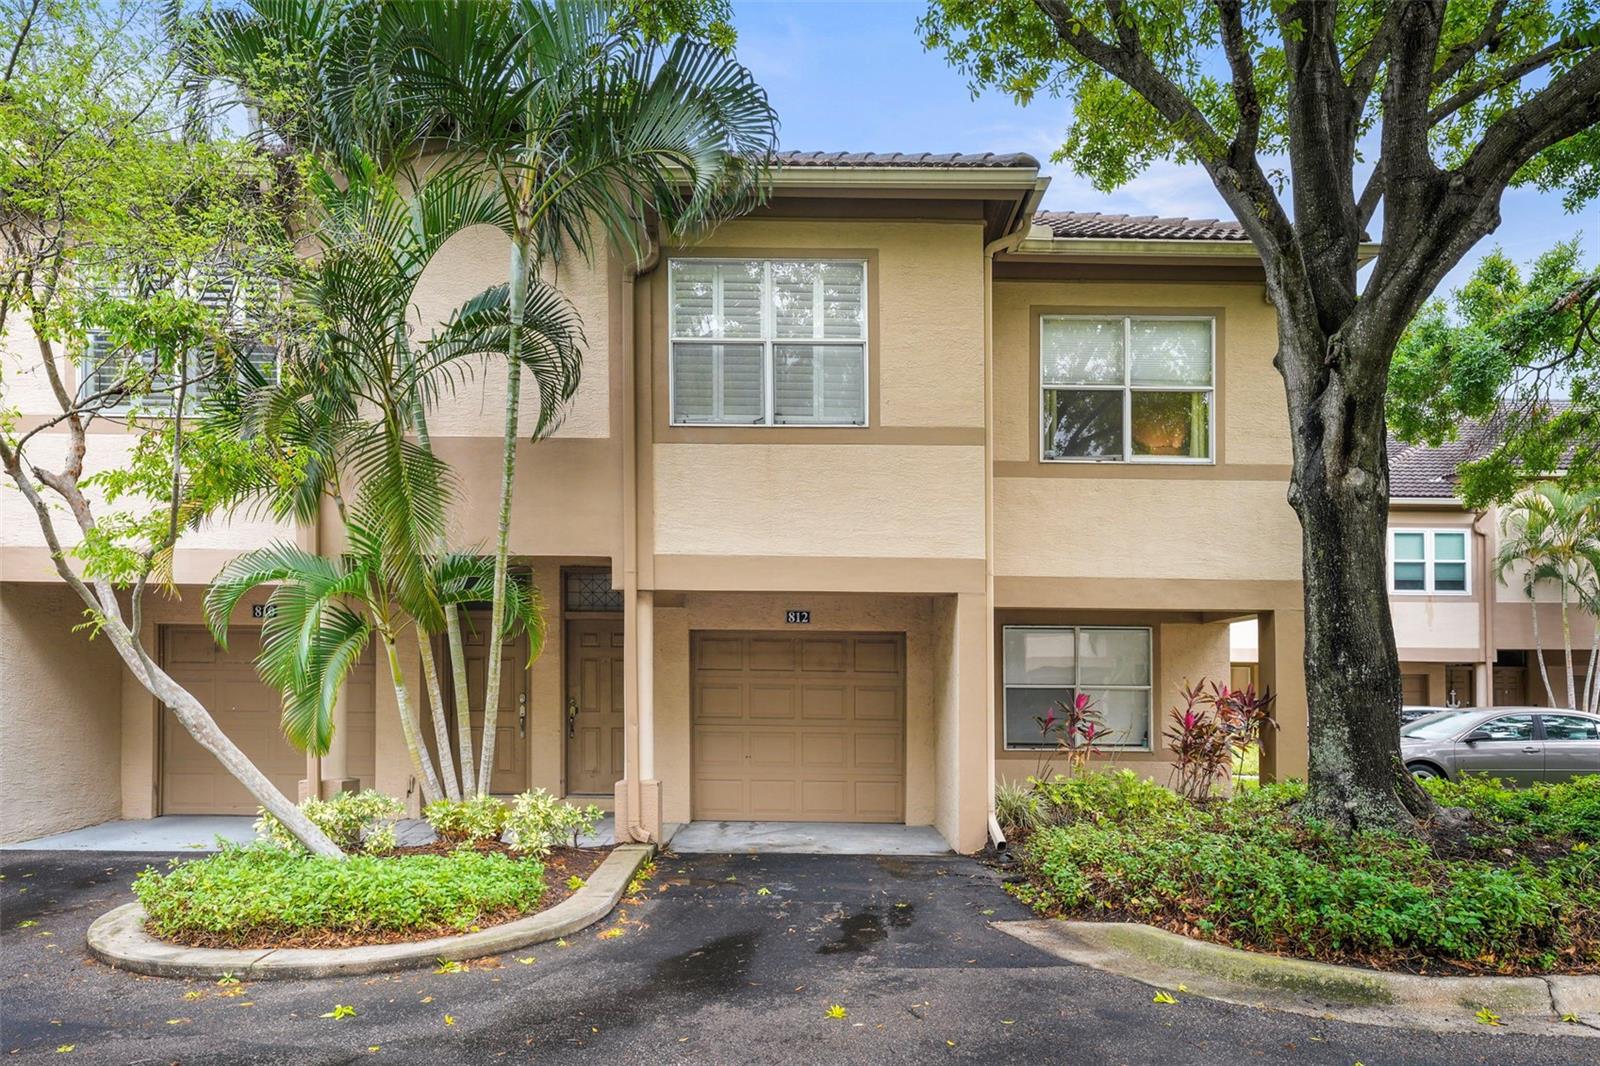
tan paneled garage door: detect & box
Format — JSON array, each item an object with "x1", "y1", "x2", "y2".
[
  {"x1": 691, "y1": 632, "x2": 905, "y2": 822},
  {"x1": 161, "y1": 627, "x2": 379, "y2": 814}
]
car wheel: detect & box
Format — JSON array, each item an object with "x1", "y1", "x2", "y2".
[{"x1": 1407, "y1": 762, "x2": 1443, "y2": 781}]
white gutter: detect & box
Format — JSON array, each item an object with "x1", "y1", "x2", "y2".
[
  {"x1": 768, "y1": 166, "x2": 1043, "y2": 191},
  {"x1": 1013, "y1": 227, "x2": 1383, "y2": 264}
]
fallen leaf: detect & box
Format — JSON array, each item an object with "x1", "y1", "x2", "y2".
[
  {"x1": 434, "y1": 959, "x2": 466, "y2": 974},
  {"x1": 1562, "y1": 1012, "x2": 1580, "y2": 1023},
  {"x1": 368, "y1": 1046, "x2": 381, "y2": 1053},
  {"x1": 420, "y1": 996, "x2": 434, "y2": 1004},
  {"x1": 165, "y1": 1019, "x2": 190, "y2": 1026},
  {"x1": 1152, "y1": 991, "x2": 1177, "y2": 1005},
  {"x1": 55, "y1": 1046, "x2": 73, "y2": 1054},
  {"x1": 826, "y1": 1004, "x2": 848, "y2": 1020},
  {"x1": 516, "y1": 957, "x2": 536, "y2": 965},
  {"x1": 598, "y1": 927, "x2": 624, "y2": 940},
  {"x1": 1474, "y1": 1007, "x2": 1502, "y2": 1027},
  {"x1": 443, "y1": 1014, "x2": 455, "y2": 1027},
  {"x1": 1177, "y1": 984, "x2": 1189, "y2": 993},
  {"x1": 17, "y1": 920, "x2": 37, "y2": 929},
  {"x1": 756, "y1": 887, "x2": 772, "y2": 897},
  {"x1": 321, "y1": 1005, "x2": 356, "y2": 1020},
  {"x1": 183, "y1": 990, "x2": 205, "y2": 1001}
]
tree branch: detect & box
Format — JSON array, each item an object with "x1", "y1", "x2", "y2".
[
  {"x1": 1431, "y1": 0, "x2": 1512, "y2": 88},
  {"x1": 1213, "y1": 0, "x2": 1261, "y2": 156},
  {"x1": 1430, "y1": 33, "x2": 1595, "y2": 126}
]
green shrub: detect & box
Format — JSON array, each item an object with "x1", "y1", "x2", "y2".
[
  {"x1": 1019, "y1": 779, "x2": 1598, "y2": 972},
  {"x1": 994, "y1": 779, "x2": 1046, "y2": 835},
  {"x1": 505, "y1": 789, "x2": 603, "y2": 856},
  {"x1": 1031, "y1": 769, "x2": 1186, "y2": 828},
  {"x1": 134, "y1": 845, "x2": 546, "y2": 945},
  {"x1": 1421, "y1": 774, "x2": 1600, "y2": 842},
  {"x1": 254, "y1": 790, "x2": 402, "y2": 854},
  {"x1": 424, "y1": 795, "x2": 509, "y2": 844}
]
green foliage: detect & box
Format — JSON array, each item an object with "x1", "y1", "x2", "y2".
[
  {"x1": 1019, "y1": 777, "x2": 1598, "y2": 971},
  {"x1": 1389, "y1": 244, "x2": 1600, "y2": 507},
  {"x1": 994, "y1": 778, "x2": 1046, "y2": 835},
  {"x1": 1031, "y1": 769, "x2": 1186, "y2": 827},
  {"x1": 919, "y1": 2, "x2": 1600, "y2": 206},
  {"x1": 134, "y1": 845, "x2": 545, "y2": 945},
  {"x1": 254, "y1": 790, "x2": 403, "y2": 854},
  {"x1": 505, "y1": 789, "x2": 603, "y2": 856},
  {"x1": 424, "y1": 795, "x2": 510, "y2": 845},
  {"x1": 1422, "y1": 774, "x2": 1600, "y2": 843}
]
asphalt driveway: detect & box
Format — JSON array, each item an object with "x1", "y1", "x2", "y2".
[{"x1": 1, "y1": 848, "x2": 1592, "y2": 1064}]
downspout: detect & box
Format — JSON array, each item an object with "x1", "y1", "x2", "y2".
[
  {"x1": 620, "y1": 227, "x2": 661, "y2": 843},
  {"x1": 982, "y1": 183, "x2": 1044, "y2": 853}
]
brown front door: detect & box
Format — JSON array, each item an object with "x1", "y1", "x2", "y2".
[
  {"x1": 565, "y1": 617, "x2": 624, "y2": 795},
  {"x1": 452, "y1": 610, "x2": 528, "y2": 795},
  {"x1": 1445, "y1": 664, "x2": 1475, "y2": 706},
  {"x1": 1493, "y1": 666, "x2": 1526, "y2": 707}
]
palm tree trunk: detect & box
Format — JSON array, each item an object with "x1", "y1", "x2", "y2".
[
  {"x1": 1583, "y1": 618, "x2": 1598, "y2": 713},
  {"x1": 417, "y1": 635, "x2": 461, "y2": 800},
  {"x1": 1561, "y1": 583, "x2": 1576, "y2": 708},
  {"x1": 382, "y1": 632, "x2": 444, "y2": 804},
  {"x1": 1531, "y1": 595, "x2": 1558, "y2": 707},
  {"x1": 446, "y1": 604, "x2": 477, "y2": 795},
  {"x1": 478, "y1": 235, "x2": 527, "y2": 796}
]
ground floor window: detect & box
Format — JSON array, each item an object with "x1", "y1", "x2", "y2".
[{"x1": 1002, "y1": 626, "x2": 1152, "y2": 750}]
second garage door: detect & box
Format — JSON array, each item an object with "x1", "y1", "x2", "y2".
[{"x1": 691, "y1": 632, "x2": 905, "y2": 822}]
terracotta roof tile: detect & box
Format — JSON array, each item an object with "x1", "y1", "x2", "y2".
[
  {"x1": 1034, "y1": 211, "x2": 1249, "y2": 241},
  {"x1": 1387, "y1": 418, "x2": 1505, "y2": 499},
  {"x1": 773, "y1": 150, "x2": 1040, "y2": 169}
]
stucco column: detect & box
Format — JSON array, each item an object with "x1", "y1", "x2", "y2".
[
  {"x1": 1258, "y1": 608, "x2": 1309, "y2": 782},
  {"x1": 616, "y1": 588, "x2": 662, "y2": 842},
  {"x1": 934, "y1": 591, "x2": 990, "y2": 853},
  {"x1": 120, "y1": 615, "x2": 160, "y2": 819},
  {"x1": 1474, "y1": 662, "x2": 1492, "y2": 707}
]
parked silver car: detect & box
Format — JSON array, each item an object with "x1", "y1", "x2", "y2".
[{"x1": 1401, "y1": 707, "x2": 1600, "y2": 785}]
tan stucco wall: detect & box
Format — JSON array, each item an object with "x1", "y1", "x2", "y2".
[
  {"x1": 990, "y1": 279, "x2": 1299, "y2": 583},
  {"x1": 0, "y1": 582, "x2": 125, "y2": 842},
  {"x1": 992, "y1": 612, "x2": 1232, "y2": 787}
]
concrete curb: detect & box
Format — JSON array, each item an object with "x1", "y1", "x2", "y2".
[
  {"x1": 87, "y1": 844, "x2": 654, "y2": 980},
  {"x1": 995, "y1": 919, "x2": 1600, "y2": 1039}
]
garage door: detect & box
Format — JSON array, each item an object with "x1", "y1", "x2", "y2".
[
  {"x1": 691, "y1": 632, "x2": 905, "y2": 822},
  {"x1": 1401, "y1": 673, "x2": 1428, "y2": 707}
]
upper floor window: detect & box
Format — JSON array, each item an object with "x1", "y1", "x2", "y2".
[
  {"x1": 1390, "y1": 528, "x2": 1469, "y2": 594},
  {"x1": 1002, "y1": 625, "x2": 1153, "y2": 750},
  {"x1": 1040, "y1": 315, "x2": 1213, "y2": 462},
  {"x1": 669, "y1": 258, "x2": 867, "y2": 426}
]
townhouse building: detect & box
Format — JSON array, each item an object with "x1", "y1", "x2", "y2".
[{"x1": 1, "y1": 152, "x2": 1310, "y2": 851}]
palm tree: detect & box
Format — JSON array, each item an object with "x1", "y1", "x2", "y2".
[
  {"x1": 374, "y1": 0, "x2": 779, "y2": 791},
  {"x1": 1496, "y1": 483, "x2": 1600, "y2": 709},
  {"x1": 215, "y1": 159, "x2": 582, "y2": 800}
]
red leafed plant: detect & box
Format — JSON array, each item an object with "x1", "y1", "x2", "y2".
[
  {"x1": 1034, "y1": 691, "x2": 1108, "y2": 779},
  {"x1": 1165, "y1": 680, "x2": 1277, "y2": 801}
]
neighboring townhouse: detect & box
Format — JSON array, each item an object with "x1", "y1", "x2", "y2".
[
  {"x1": 0, "y1": 151, "x2": 1309, "y2": 852},
  {"x1": 1386, "y1": 430, "x2": 1598, "y2": 709}
]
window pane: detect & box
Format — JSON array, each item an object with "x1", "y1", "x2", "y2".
[
  {"x1": 1434, "y1": 532, "x2": 1466, "y2": 561},
  {"x1": 1044, "y1": 389, "x2": 1122, "y2": 459},
  {"x1": 1392, "y1": 532, "x2": 1425, "y2": 561},
  {"x1": 671, "y1": 343, "x2": 763, "y2": 423},
  {"x1": 772, "y1": 261, "x2": 863, "y2": 340},
  {"x1": 670, "y1": 261, "x2": 762, "y2": 338},
  {"x1": 1042, "y1": 318, "x2": 1123, "y2": 385},
  {"x1": 1003, "y1": 627, "x2": 1075, "y2": 685},
  {"x1": 773, "y1": 344, "x2": 865, "y2": 425},
  {"x1": 1479, "y1": 715, "x2": 1535, "y2": 741},
  {"x1": 1433, "y1": 562, "x2": 1467, "y2": 591},
  {"x1": 1081, "y1": 688, "x2": 1151, "y2": 748},
  {"x1": 1077, "y1": 628, "x2": 1150, "y2": 686},
  {"x1": 1131, "y1": 391, "x2": 1210, "y2": 458},
  {"x1": 1393, "y1": 562, "x2": 1426, "y2": 590},
  {"x1": 1542, "y1": 714, "x2": 1599, "y2": 741},
  {"x1": 1130, "y1": 319, "x2": 1212, "y2": 386},
  {"x1": 1004, "y1": 686, "x2": 1075, "y2": 748}
]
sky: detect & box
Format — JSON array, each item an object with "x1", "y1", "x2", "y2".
[{"x1": 729, "y1": 0, "x2": 1598, "y2": 298}]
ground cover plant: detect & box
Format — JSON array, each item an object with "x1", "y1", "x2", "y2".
[{"x1": 1003, "y1": 771, "x2": 1600, "y2": 975}]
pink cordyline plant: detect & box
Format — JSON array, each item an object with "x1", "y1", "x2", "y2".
[
  {"x1": 1165, "y1": 680, "x2": 1277, "y2": 801},
  {"x1": 1033, "y1": 691, "x2": 1107, "y2": 779}
]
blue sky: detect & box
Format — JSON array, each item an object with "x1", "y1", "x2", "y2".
[{"x1": 730, "y1": 0, "x2": 1597, "y2": 297}]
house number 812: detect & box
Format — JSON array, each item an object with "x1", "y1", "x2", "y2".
[{"x1": 785, "y1": 610, "x2": 810, "y2": 624}]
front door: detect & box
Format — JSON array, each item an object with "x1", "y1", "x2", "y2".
[
  {"x1": 565, "y1": 617, "x2": 624, "y2": 795},
  {"x1": 452, "y1": 610, "x2": 529, "y2": 795},
  {"x1": 1492, "y1": 667, "x2": 1526, "y2": 706},
  {"x1": 1445, "y1": 664, "x2": 1475, "y2": 707}
]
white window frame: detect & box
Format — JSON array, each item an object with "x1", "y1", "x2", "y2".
[
  {"x1": 1039, "y1": 314, "x2": 1216, "y2": 464},
  {"x1": 667, "y1": 257, "x2": 870, "y2": 428},
  {"x1": 76, "y1": 272, "x2": 279, "y2": 416},
  {"x1": 1001, "y1": 624, "x2": 1154, "y2": 752},
  {"x1": 1388, "y1": 528, "x2": 1471, "y2": 595}
]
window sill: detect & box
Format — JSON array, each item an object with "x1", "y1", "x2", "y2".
[{"x1": 1040, "y1": 457, "x2": 1215, "y2": 466}]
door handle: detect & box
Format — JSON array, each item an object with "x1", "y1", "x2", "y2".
[
  {"x1": 518, "y1": 693, "x2": 527, "y2": 738},
  {"x1": 1521, "y1": 745, "x2": 1540, "y2": 753},
  {"x1": 567, "y1": 697, "x2": 579, "y2": 738}
]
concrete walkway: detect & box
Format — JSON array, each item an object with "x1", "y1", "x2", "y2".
[
  {"x1": 2, "y1": 814, "x2": 619, "y2": 853},
  {"x1": 668, "y1": 820, "x2": 950, "y2": 855},
  {"x1": 0, "y1": 817, "x2": 260, "y2": 852}
]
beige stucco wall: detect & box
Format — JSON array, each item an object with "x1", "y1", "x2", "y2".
[
  {"x1": 990, "y1": 278, "x2": 1300, "y2": 583},
  {"x1": 993, "y1": 612, "x2": 1232, "y2": 787},
  {"x1": 0, "y1": 582, "x2": 125, "y2": 842}
]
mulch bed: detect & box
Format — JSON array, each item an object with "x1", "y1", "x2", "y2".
[{"x1": 155, "y1": 843, "x2": 613, "y2": 951}]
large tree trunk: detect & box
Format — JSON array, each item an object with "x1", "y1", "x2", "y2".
[{"x1": 1279, "y1": 327, "x2": 1434, "y2": 832}]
